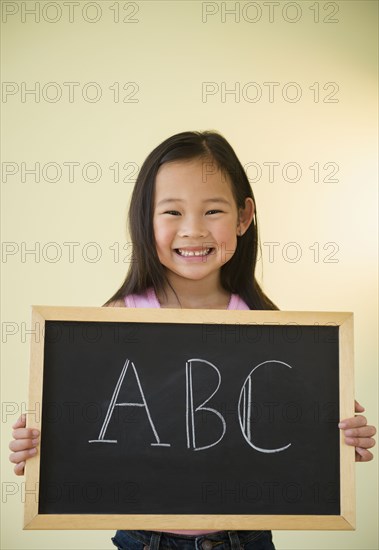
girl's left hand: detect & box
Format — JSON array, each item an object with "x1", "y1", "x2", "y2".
[{"x1": 339, "y1": 400, "x2": 376, "y2": 462}]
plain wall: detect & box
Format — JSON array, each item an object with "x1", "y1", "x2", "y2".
[{"x1": 1, "y1": 1, "x2": 377, "y2": 549}]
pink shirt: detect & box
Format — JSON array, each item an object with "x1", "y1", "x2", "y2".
[
  {"x1": 123, "y1": 286, "x2": 250, "y2": 534},
  {"x1": 124, "y1": 286, "x2": 250, "y2": 310}
]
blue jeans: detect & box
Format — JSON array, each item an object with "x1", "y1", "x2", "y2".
[{"x1": 111, "y1": 530, "x2": 275, "y2": 550}]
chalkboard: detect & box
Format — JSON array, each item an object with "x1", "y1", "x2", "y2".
[{"x1": 24, "y1": 307, "x2": 355, "y2": 530}]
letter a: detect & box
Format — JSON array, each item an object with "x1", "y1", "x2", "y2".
[{"x1": 89, "y1": 358, "x2": 170, "y2": 446}]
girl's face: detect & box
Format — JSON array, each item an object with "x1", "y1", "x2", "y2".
[{"x1": 153, "y1": 157, "x2": 254, "y2": 287}]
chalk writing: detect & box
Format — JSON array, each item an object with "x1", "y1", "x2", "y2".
[
  {"x1": 88, "y1": 358, "x2": 170, "y2": 446},
  {"x1": 186, "y1": 358, "x2": 227, "y2": 451},
  {"x1": 239, "y1": 360, "x2": 292, "y2": 453},
  {"x1": 89, "y1": 357, "x2": 292, "y2": 453}
]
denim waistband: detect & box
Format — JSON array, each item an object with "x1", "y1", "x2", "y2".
[{"x1": 114, "y1": 529, "x2": 270, "y2": 550}]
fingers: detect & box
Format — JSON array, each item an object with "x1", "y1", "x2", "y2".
[
  {"x1": 339, "y1": 411, "x2": 376, "y2": 462},
  {"x1": 9, "y1": 448, "x2": 38, "y2": 469},
  {"x1": 339, "y1": 414, "x2": 369, "y2": 429},
  {"x1": 12, "y1": 416, "x2": 40, "y2": 438},
  {"x1": 9, "y1": 420, "x2": 40, "y2": 476},
  {"x1": 343, "y1": 426, "x2": 376, "y2": 438},
  {"x1": 354, "y1": 400, "x2": 365, "y2": 413},
  {"x1": 12, "y1": 428, "x2": 40, "y2": 440},
  {"x1": 13, "y1": 461, "x2": 26, "y2": 476},
  {"x1": 345, "y1": 436, "x2": 376, "y2": 449},
  {"x1": 340, "y1": 418, "x2": 377, "y2": 438},
  {"x1": 355, "y1": 448, "x2": 374, "y2": 463},
  {"x1": 9, "y1": 437, "x2": 39, "y2": 453},
  {"x1": 12, "y1": 414, "x2": 26, "y2": 429}
]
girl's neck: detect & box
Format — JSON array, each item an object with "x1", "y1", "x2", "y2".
[{"x1": 156, "y1": 274, "x2": 231, "y2": 310}]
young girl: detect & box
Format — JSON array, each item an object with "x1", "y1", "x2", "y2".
[{"x1": 9, "y1": 131, "x2": 376, "y2": 550}]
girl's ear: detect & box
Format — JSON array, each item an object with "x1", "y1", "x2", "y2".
[{"x1": 237, "y1": 198, "x2": 255, "y2": 236}]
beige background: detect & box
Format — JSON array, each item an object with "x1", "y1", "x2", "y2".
[{"x1": 1, "y1": 1, "x2": 377, "y2": 548}]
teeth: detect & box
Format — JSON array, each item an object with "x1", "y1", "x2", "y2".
[{"x1": 177, "y1": 248, "x2": 211, "y2": 257}]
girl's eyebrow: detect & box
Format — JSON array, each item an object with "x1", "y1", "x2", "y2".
[{"x1": 157, "y1": 198, "x2": 231, "y2": 207}]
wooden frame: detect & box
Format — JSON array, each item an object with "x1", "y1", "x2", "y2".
[{"x1": 24, "y1": 306, "x2": 355, "y2": 530}]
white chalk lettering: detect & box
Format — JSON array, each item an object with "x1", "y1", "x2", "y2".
[
  {"x1": 89, "y1": 358, "x2": 170, "y2": 446},
  {"x1": 89, "y1": 357, "x2": 293, "y2": 454},
  {"x1": 186, "y1": 358, "x2": 226, "y2": 451},
  {"x1": 238, "y1": 360, "x2": 292, "y2": 453}
]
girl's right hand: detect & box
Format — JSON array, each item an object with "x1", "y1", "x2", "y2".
[{"x1": 8, "y1": 415, "x2": 40, "y2": 476}]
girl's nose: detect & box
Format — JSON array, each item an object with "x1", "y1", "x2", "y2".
[{"x1": 177, "y1": 217, "x2": 209, "y2": 238}]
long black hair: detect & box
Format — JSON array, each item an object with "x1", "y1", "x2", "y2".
[{"x1": 104, "y1": 130, "x2": 277, "y2": 310}]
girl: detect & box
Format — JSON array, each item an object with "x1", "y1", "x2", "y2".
[{"x1": 9, "y1": 131, "x2": 376, "y2": 550}]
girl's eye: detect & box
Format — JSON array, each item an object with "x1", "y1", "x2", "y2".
[{"x1": 163, "y1": 209, "x2": 223, "y2": 216}]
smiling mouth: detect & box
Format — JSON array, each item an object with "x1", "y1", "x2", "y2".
[{"x1": 175, "y1": 248, "x2": 214, "y2": 257}]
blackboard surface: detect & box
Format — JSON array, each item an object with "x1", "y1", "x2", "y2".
[{"x1": 39, "y1": 320, "x2": 340, "y2": 516}]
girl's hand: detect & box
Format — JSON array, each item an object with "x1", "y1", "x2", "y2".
[
  {"x1": 8, "y1": 414, "x2": 40, "y2": 475},
  {"x1": 339, "y1": 401, "x2": 376, "y2": 462}
]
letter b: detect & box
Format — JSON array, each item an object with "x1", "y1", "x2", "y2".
[{"x1": 186, "y1": 358, "x2": 226, "y2": 451}]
